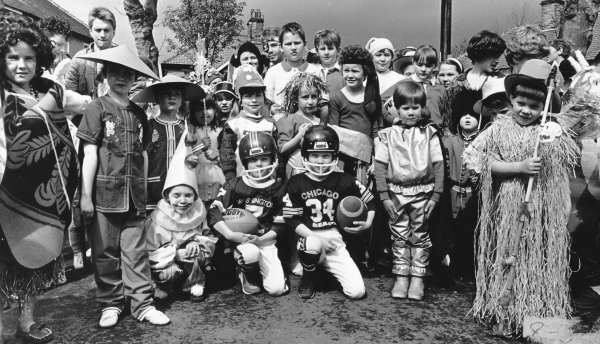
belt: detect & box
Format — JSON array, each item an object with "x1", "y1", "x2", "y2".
[{"x1": 452, "y1": 185, "x2": 472, "y2": 194}]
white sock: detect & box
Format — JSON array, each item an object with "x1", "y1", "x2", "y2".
[{"x1": 442, "y1": 254, "x2": 451, "y2": 267}]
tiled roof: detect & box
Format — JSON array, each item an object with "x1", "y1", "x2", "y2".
[
  {"x1": 5, "y1": 0, "x2": 91, "y2": 39},
  {"x1": 163, "y1": 51, "x2": 195, "y2": 65}
]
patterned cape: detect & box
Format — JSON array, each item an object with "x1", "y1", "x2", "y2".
[{"x1": 0, "y1": 77, "x2": 79, "y2": 269}]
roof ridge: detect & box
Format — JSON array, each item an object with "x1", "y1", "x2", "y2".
[{"x1": 47, "y1": 0, "x2": 89, "y2": 33}]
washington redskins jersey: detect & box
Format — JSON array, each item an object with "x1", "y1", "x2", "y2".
[
  {"x1": 283, "y1": 171, "x2": 375, "y2": 231},
  {"x1": 209, "y1": 176, "x2": 285, "y2": 236}
]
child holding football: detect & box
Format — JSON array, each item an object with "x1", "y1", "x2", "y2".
[
  {"x1": 208, "y1": 133, "x2": 288, "y2": 296},
  {"x1": 374, "y1": 81, "x2": 445, "y2": 301},
  {"x1": 283, "y1": 125, "x2": 375, "y2": 300}
]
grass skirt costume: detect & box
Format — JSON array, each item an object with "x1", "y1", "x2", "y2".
[
  {"x1": 464, "y1": 115, "x2": 578, "y2": 335},
  {"x1": 0, "y1": 78, "x2": 78, "y2": 301}
]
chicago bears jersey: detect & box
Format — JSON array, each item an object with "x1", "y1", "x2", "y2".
[
  {"x1": 283, "y1": 171, "x2": 375, "y2": 231},
  {"x1": 209, "y1": 176, "x2": 285, "y2": 236}
]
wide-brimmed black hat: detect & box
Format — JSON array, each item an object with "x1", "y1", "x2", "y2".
[{"x1": 131, "y1": 74, "x2": 206, "y2": 103}]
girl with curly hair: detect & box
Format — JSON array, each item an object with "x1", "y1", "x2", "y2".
[
  {"x1": 327, "y1": 45, "x2": 381, "y2": 272},
  {"x1": 0, "y1": 13, "x2": 82, "y2": 344},
  {"x1": 328, "y1": 45, "x2": 380, "y2": 184},
  {"x1": 277, "y1": 72, "x2": 327, "y2": 179},
  {"x1": 38, "y1": 16, "x2": 72, "y2": 82}
]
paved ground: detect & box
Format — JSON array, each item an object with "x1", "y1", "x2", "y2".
[{"x1": 1, "y1": 267, "x2": 525, "y2": 344}]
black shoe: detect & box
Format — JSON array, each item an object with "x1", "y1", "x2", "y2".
[
  {"x1": 358, "y1": 261, "x2": 375, "y2": 275},
  {"x1": 298, "y1": 270, "x2": 315, "y2": 299}
]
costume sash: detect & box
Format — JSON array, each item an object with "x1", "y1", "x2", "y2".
[{"x1": 330, "y1": 125, "x2": 374, "y2": 163}]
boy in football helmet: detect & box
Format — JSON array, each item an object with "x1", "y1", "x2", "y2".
[
  {"x1": 209, "y1": 132, "x2": 288, "y2": 296},
  {"x1": 283, "y1": 125, "x2": 376, "y2": 299}
]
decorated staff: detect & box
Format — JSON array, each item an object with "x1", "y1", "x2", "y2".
[{"x1": 464, "y1": 59, "x2": 579, "y2": 338}]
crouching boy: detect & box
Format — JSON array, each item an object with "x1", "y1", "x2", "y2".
[
  {"x1": 209, "y1": 132, "x2": 288, "y2": 296},
  {"x1": 146, "y1": 129, "x2": 217, "y2": 302},
  {"x1": 283, "y1": 125, "x2": 375, "y2": 300}
]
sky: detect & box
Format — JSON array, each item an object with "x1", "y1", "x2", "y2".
[{"x1": 52, "y1": 0, "x2": 541, "y2": 62}]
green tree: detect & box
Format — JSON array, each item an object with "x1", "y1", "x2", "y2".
[{"x1": 163, "y1": 0, "x2": 246, "y2": 65}]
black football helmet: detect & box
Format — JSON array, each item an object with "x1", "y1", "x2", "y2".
[
  {"x1": 238, "y1": 131, "x2": 278, "y2": 180},
  {"x1": 301, "y1": 125, "x2": 339, "y2": 176}
]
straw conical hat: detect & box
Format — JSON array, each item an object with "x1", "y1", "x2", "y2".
[
  {"x1": 78, "y1": 45, "x2": 159, "y2": 80},
  {"x1": 132, "y1": 74, "x2": 206, "y2": 102}
]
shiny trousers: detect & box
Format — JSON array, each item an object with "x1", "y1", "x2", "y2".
[{"x1": 389, "y1": 192, "x2": 432, "y2": 277}]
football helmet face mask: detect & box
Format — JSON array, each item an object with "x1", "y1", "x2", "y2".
[
  {"x1": 301, "y1": 125, "x2": 339, "y2": 176},
  {"x1": 239, "y1": 131, "x2": 278, "y2": 181}
]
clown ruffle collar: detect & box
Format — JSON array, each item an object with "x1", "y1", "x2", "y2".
[{"x1": 150, "y1": 199, "x2": 207, "y2": 232}]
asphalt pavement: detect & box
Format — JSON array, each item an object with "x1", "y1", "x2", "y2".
[{"x1": 1, "y1": 268, "x2": 525, "y2": 344}]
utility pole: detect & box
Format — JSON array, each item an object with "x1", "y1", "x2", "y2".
[{"x1": 440, "y1": 0, "x2": 452, "y2": 60}]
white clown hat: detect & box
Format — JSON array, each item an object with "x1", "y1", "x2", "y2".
[{"x1": 161, "y1": 124, "x2": 199, "y2": 200}]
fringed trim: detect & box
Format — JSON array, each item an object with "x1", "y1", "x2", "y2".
[
  {"x1": 0, "y1": 255, "x2": 64, "y2": 301},
  {"x1": 470, "y1": 117, "x2": 579, "y2": 335}
]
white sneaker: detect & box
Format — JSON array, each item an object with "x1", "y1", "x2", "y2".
[
  {"x1": 140, "y1": 308, "x2": 170, "y2": 326},
  {"x1": 190, "y1": 284, "x2": 205, "y2": 302},
  {"x1": 99, "y1": 308, "x2": 120, "y2": 328},
  {"x1": 73, "y1": 252, "x2": 84, "y2": 270},
  {"x1": 190, "y1": 285, "x2": 204, "y2": 297}
]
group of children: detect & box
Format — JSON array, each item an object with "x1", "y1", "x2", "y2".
[{"x1": 51, "y1": 19, "x2": 579, "y2": 340}]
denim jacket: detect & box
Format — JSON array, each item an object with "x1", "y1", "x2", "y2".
[{"x1": 77, "y1": 95, "x2": 149, "y2": 215}]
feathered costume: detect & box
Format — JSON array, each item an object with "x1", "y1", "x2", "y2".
[{"x1": 464, "y1": 115, "x2": 578, "y2": 335}]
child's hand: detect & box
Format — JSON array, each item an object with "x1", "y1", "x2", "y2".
[
  {"x1": 80, "y1": 195, "x2": 95, "y2": 219},
  {"x1": 201, "y1": 136, "x2": 212, "y2": 149},
  {"x1": 424, "y1": 199, "x2": 437, "y2": 219},
  {"x1": 344, "y1": 221, "x2": 371, "y2": 234},
  {"x1": 519, "y1": 157, "x2": 542, "y2": 175},
  {"x1": 185, "y1": 241, "x2": 201, "y2": 258},
  {"x1": 383, "y1": 199, "x2": 397, "y2": 222},
  {"x1": 367, "y1": 163, "x2": 375, "y2": 176},
  {"x1": 469, "y1": 172, "x2": 479, "y2": 185},
  {"x1": 204, "y1": 149, "x2": 219, "y2": 161},
  {"x1": 228, "y1": 232, "x2": 257, "y2": 244},
  {"x1": 297, "y1": 123, "x2": 312, "y2": 138},
  {"x1": 317, "y1": 235, "x2": 337, "y2": 253}
]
